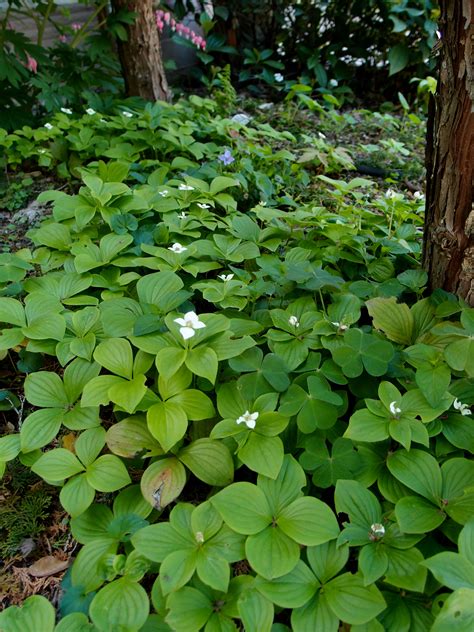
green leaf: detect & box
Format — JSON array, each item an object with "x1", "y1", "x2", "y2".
[
  {"x1": 384, "y1": 546, "x2": 427, "y2": 592},
  {"x1": 24, "y1": 371, "x2": 68, "y2": 407},
  {"x1": 388, "y1": 43, "x2": 410, "y2": 75},
  {"x1": 246, "y1": 525, "x2": 301, "y2": 579},
  {"x1": 366, "y1": 297, "x2": 414, "y2": 344},
  {"x1": 196, "y1": 550, "x2": 230, "y2": 592},
  {"x1": 359, "y1": 544, "x2": 388, "y2": 585},
  {"x1": 32, "y1": 448, "x2": 85, "y2": 481},
  {"x1": 178, "y1": 439, "x2": 234, "y2": 486},
  {"x1": 416, "y1": 365, "x2": 451, "y2": 408},
  {"x1": 0, "y1": 434, "x2": 21, "y2": 462},
  {"x1": 160, "y1": 549, "x2": 198, "y2": 595},
  {"x1": 86, "y1": 455, "x2": 131, "y2": 492},
  {"x1": 335, "y1": 480, "x2": 382, "y2": 528},
  {"x1": 109, "y1": 374, "x2": 147, "y2": 414},
  {"x1": 292, "y1": 592, "x2": 339, "y2": 632},
  {"x1": 59, "y1": 473, "x2": 95, "y2": 517},
  {"x1": 431, "y1": 588, "x2": 474, "y2": 632},
  {"x1": 93, "y1": 338, "x2": 134, "y2": 379},
  {"x1": 169, "y1": 389, "x2": 215, "y2": 420},
  {"x1": 71, "y1": 537, "x2": 118, "y2": 593},
  {"x1": 422, "y1": 552, "x2": 474, "y2": 590},
  {"x1": 0, "y1": 298, "x2": 25, "y2": 327},
  {"x1": 459, "y1": 521, "x2": 474, "y2": 565},
  {"x1": 166, "y1": 587, "x2": 212, "y2": 632},
  {"x1": 387, "y1": 449, "x2": 442, "y2": 502},
  {"x1": 277, "y1": 497, "x2": 339, "y2": 545},
  {"x1": 140, "y1": 457, "x2": 186, "y2": 510},
  {"x1": 395, "y1": 496, "x2": 445, "y2": 533},
  {"x1": 185, "y1": 346, "x2": 218, "y2": 384},
  {"x1": 0, "y1": 595, "x2": 55, "y2": 632},
  {"x1": 307, "y1": 540, "x2": 349, "y2": 584},
  {"x1": 238, "y1": 590, "x2": 274, "y2": 632},
  {"x1": 20, "y1": 408, "x2": 63, "y2": 452},
  {"x1": 256, "y1": 560, "x2": 318, "y2": 608},
  {"x1": 210, "y1": 176, "x2": 240, "y2": 195},
  {"x1": 211, "y1": 482, "x2": 271, "y2": 534},
  {"x1": 257, "y1": 454, "x2": 306, "y2": 516},
  {"x1": 70, "y1": 504, "x2": 113, "y2": 544},
  {"x1": 147, "y1": 401, "x2": 188, "y2": 452},
  {"x1": 106, "y1": 415, "x2": 162, "y2": 459},
  {"x1": 325, "y1": 573, "x2": 386, "y2": 624},
  {"x1": 75, "y1": 427, "x2": 106, "y2": 467},
  {"x1": 89, "y1": 577, "x2": 149, "y2": 631},
  {"x1": 344, "y1": 409, "x2": 389, "y2": 443},
  {"x1": 238, "y1": 433, "x2": 283, "y2": 479},
  {"x1": 156, "y1": 347, "x2": 187, "y2": 380},
  {"x1": 132, "y1": 522, "x2": 193, "y2": 563},
  {"x1": 81, "y1": 375, "x2": 124, "y2": 407}
]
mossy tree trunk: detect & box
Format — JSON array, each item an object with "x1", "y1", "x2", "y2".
[
  {"x1": 111, "y1": 0, "x2": 171, "y2": 102},
  {"x1": 423, "y1": 0, "x2": 474, "y2": 304}
]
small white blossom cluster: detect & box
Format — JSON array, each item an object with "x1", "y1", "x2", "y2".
[
  {"x1": 218, "y1": 274, "x2": 234, "y2": 282},
  {"x1": 288, "y1": 316, "x2": 300, "y2": 327},
  {"x1": 179, "y1": 184, "x2": 194, "y2": 191},
  {"x1": 370, "y1": 523, "x2": 385, "y2": 538},
  {"x1": 454, "y1": 398, "x2": 471, "y2": 416},
  {"x1": 168, "y1": 243, "x2": 187, "y2": 253},
  {"x1": 332, "y1": 321, "x2": 348, "y2": 331},
  {"x1": 236, "y1": 411, "x2": 258, "y2": 429},
  {"x1": 389, "y1": 401, "x2": 402, "y2": 417},
  {"x1": 174, "y1": 311, "x2": 205, "y2": 340}
]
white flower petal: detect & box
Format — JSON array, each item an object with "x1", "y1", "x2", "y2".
[{"x1": 179, "y1": 326, "x2": 195, "y2": 339}]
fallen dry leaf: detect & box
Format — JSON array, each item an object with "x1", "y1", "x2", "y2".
[{"x1": 27, "y1": 556, "x2": 70, "y2": 578}]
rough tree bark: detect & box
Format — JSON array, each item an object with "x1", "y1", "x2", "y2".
[
  {"x1": 423, "y1": 0, "x2": 474, "y2": 304},
  {"x1": 111, "y1": 0, "x2": 171, "y2": 102}
]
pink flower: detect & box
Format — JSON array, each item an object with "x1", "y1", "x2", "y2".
[
  {"x1": 26, "y1": 55, "x2": 37, "y2": 73},
  {"x1": 58, "y1": 34, "x2": 67, "y2": 43},
  {"x1": 71, "y1": 22, "x2": 82, "y2": 32}
]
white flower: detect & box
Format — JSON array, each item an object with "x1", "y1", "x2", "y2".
[
  {"x1": 178, "y1": 212, "x2": 187, "y2": 219},
  {"x1": 195, "y1": 531, "x2": 204, "y2": 544},
  {"x1": 168, "y1": 242, "x2": 187, "y2": 254},
  {"x1": 289, "y1": 315, "x2": 300, "y2": 327},
  {"x1": 38, "y1": 149, "x2": 46, "y2": 154},
  {"x1": 44, "y1": 123, "x2": 53, "y2": 130},
  {"x1": 274, "y1": 73, "x2": 284, "y2": 82},
  {"x1": 85, "y1": 108, "x2": 96, "y2": 115},
  {"x1": 236, "y1": 410, "x2": 259, "y2": 429},
  {"x1": 259, "y1": 200, "x2": 267, "y2": 206},
  {"x1": 122, "y1": 111, "x2": 133, "y2": 118},
  {"x1": 329, "y1": 78, "x2": 338, "y2": 88},
  {"x1": 158, "y1": 190, "x2": 169, "y2": 197},
  {"x1": 60, "y1": 107, "x2": 72, "y2": 114},
  {"x1": 197, "y1": 203, "x2": 210, "y2": 209},
  {"x1": 174, "y1": 311, "x2": 206, "y2": 340},
  {"x1": 454, "y1": 398, "x2": 472, "y2": 416},
  {"x1": 370, "y1": 523, "x2": 385, "y2": 538},
  {"x1": 100, "y1": 118, "x2": 107, "y2": 123},
  {"x1": 318, "y1": 132, "x2": 327, "y2": 140},
  {"x1": 218, "y1": 274, "x2": 234, "y2": 281},
  {"x1": 231, "y1": 113, "x2": 251, "y2": 125},
  {"x1": 258, "y1": 102, "x2": 274, "y2": 111},
  {"x1": 413, "y1": 191, "x2": 425, "y2": 200},
  {"x1": 389, "y1": 401, "x2": 402, "y2": 416},
  {"x1": 385, "y1": 189, "x2": 397, "y2": 199},
  {"x1": 179, "y1": 184, "x2": 194, "y2": 191}
]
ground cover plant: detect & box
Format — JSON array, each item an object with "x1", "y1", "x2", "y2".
[{"x1": 0, "y1": 95, "x2": 473, "y2": 631}]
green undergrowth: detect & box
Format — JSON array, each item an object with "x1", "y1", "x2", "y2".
[{"x1": 0, "y1": 96, "x2": 473, "y2": 632}]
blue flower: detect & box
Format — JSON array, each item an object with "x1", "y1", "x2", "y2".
[{"x1": 218, "y1": 149, "x2": 234, "y2": 166}]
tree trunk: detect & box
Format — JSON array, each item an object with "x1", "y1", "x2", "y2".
[
  {"x1": 423, "y1": 0, "x2": 474, "y2": 305},
  {"x1": 111, "y1": 0, "x2": 171, "y2": 102}
]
